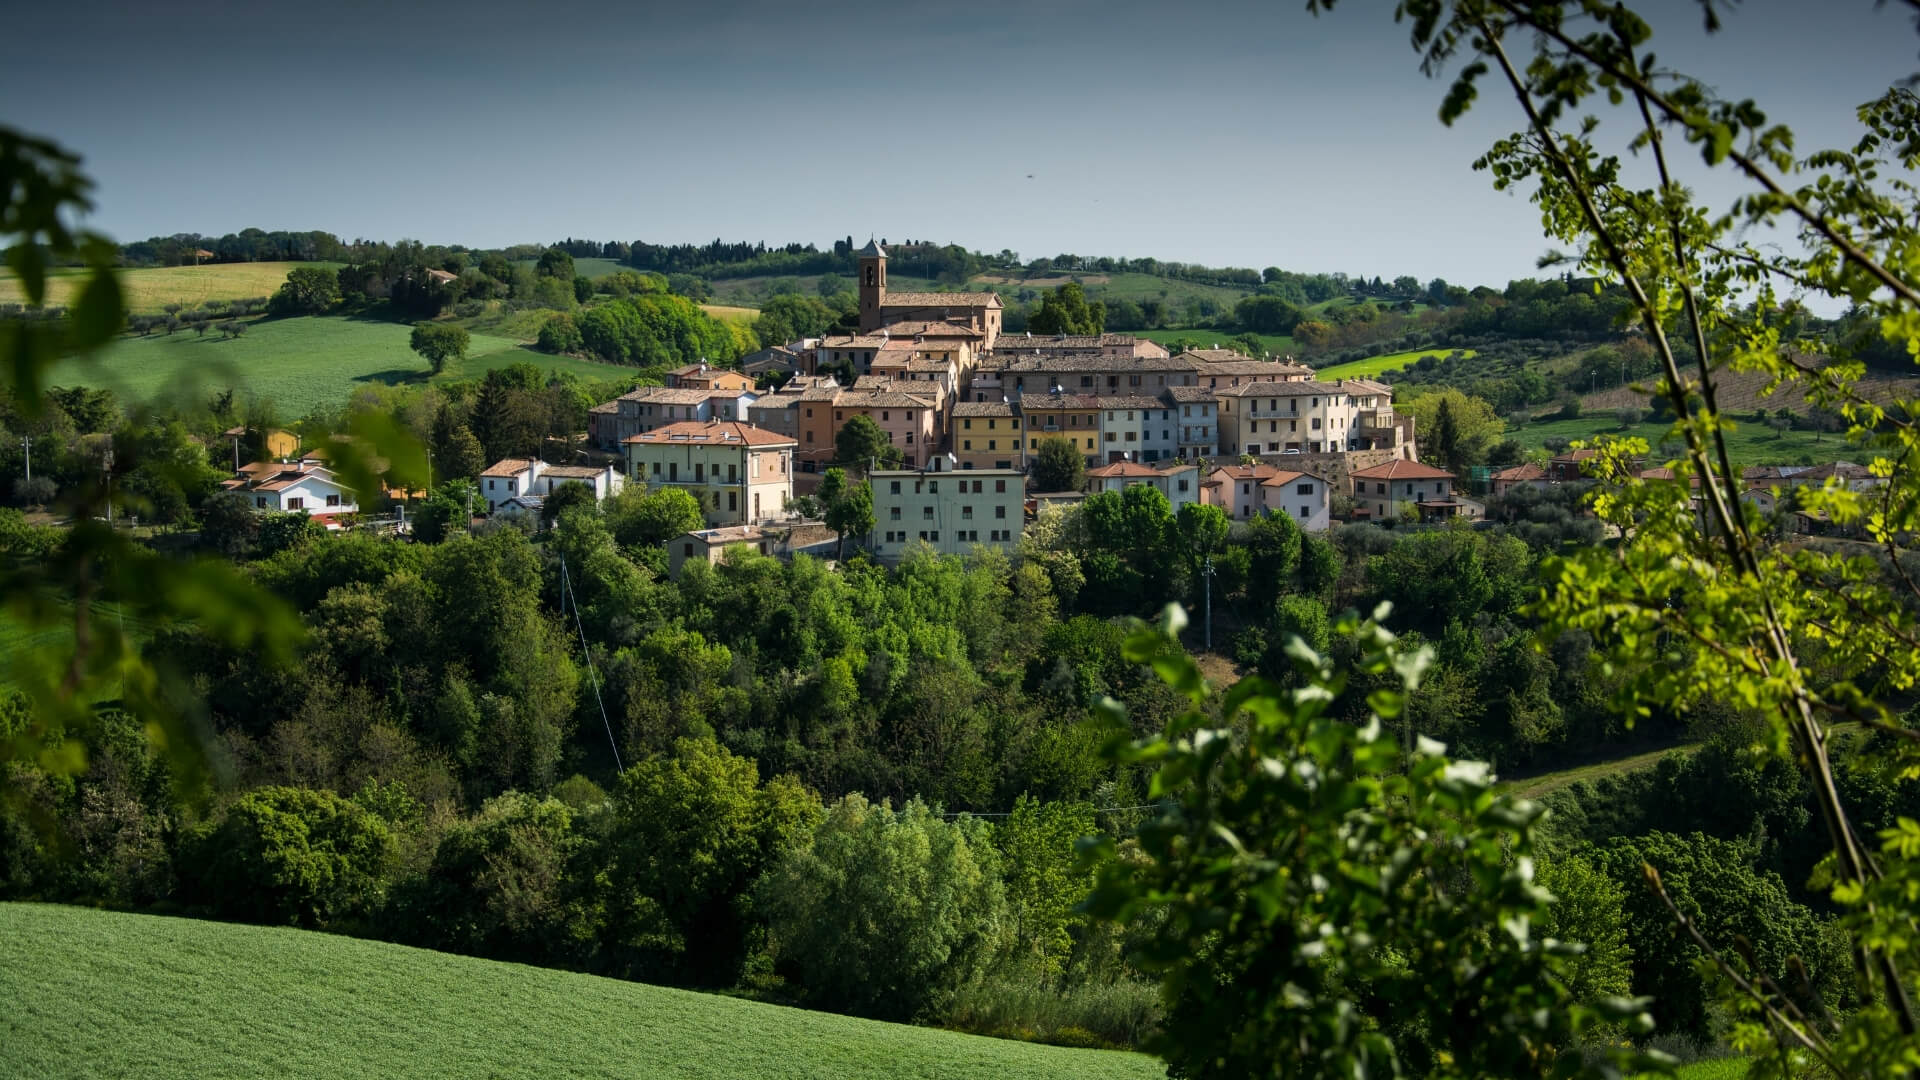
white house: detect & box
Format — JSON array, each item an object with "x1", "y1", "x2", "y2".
[
  {"x1": 1255, "y1": 469, "x2": 1332, "y2": 531},
  {"x1": 220, "y1": 458, "x2": 358, "y2": 524},
  {"x1": 1084, "y1": 460, "x2": 1202, "y2": 512},
  {"x1": 479, "y1": 458, "x2": 626, "y2": 515}
]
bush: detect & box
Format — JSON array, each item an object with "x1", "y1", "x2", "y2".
[
  {"x1": 1556, "y1": 396, "x2": 1583, "y2": 420},
  {"x1": 761, "y1": 794, "x2": 1007, "y2": 1022},
  {"x1": 947, "y1": 978, "x2": 1162, "y2": 1050},
  {"x1": 1614, "y1": 406, "x2": 1645, "y2": 429},
  {"x1": 180, "y1": 786, "x2": 395, "y2": 927},
  {"x1": 12, "y1": 475, "x2": 55, "y2": 507}
]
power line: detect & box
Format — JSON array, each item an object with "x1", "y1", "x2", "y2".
[{"x1": 558, "y1": 545, "x2": 622, "y2": 774}]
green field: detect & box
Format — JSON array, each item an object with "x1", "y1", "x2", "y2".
[
  {"x1": 1510, "y1": 416, "x2": 1873, "y2": 468},
  {"x1": 55, "y1": 316, "x2": 638, "y2": 417},
  {"x1": 0, "y1": 262, "x2": 338, "y2": 314},
  {"x1": 513, "y1": 256, "x2": 628, "y2": 280},
  {"x1": 0, "y1": 903, "x2": 1160, "y2": 1080},
  {"x1": 1316, "y1": 347, "x2": 1478, "y2": 380}
]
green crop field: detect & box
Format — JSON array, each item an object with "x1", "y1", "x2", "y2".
[
  {"x1": 0, "y1": 903, "x2": 1160, "y2": 1080},
  {"x1": 1510, "y1": 416, "x2": 1875, "y2": 468},
  {"x1": 513, "y1": 256, "x2": 627, "y2": 280},
  {"x1": 1315, "y1": 347, "x2": 1478, "y2": 380},
  {"x1": 0, "y1": 262, "x2": 338, "y2": 314},
  {"x1": 54, "y1": 316, "x2": 638, "y2": 417}
]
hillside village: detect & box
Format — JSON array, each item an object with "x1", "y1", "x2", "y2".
[{"x1": 210, "y1": 241, "x2": 1883, "y2": 567}]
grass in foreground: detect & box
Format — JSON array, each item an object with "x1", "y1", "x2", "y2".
[
  {"x1": 0, "y1": 262, "x2": 339, "y2": 314},
  {"x1": 1315, "y1": 346, "x2": 1478, "y2": 380},
  {"x1": 0, "y1": 903, "x2": 1160, "y2": 1080},
  {"x1": 54, "y1": 316, "x2": 637, "y2": 416}
]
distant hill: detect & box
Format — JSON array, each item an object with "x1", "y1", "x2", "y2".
[
  {"x1": 0, "y1": 261, "x2": 335, "y2": 314},
  {"x1": 0, "y1": 903, "x2": 1161, "y2": 1080}
]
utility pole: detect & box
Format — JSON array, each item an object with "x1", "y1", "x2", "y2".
[
  {"x1": 1202, "y1": 551, "x2": 1215, "y2": 652},
  {"x1": 102, "y1": 443, "x2": 114, "y2": 525},
  {"x1": 20, "y1": 435, "x2": 30, "y2": 483}
]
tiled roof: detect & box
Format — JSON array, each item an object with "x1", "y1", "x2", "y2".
[
  {"x1": 1091, "y1": 396, "x2": 1166, "y2": 411},
  {"x1": 1019, "y1": 393, "x2": 1103, "y2": 410},
  {"x1": 996, "y1": 354, "x2": 1200, "y2": 373},
  {"x1": 480, "y1": 458, "x2": 537, "y2": 478},
  {"x1": 1349, "y1": 459, "x2": 1455, "y2": 480},
  {"x1": 1217, "y1": 380, "x2": 1351, "y2": 398},
  {"x1": 543, "y1": 465, "x2": 609, "y2": 479},
  {"x1": 1198, "y1": 360, "x2": 1315, "y2": 378},
  {"x1": 953, "y1": 401, "x2": 1017, "y2": 417},
  {"x1": 1492, "y1": 463, "x2": 1547, "y2": 481},
  {"x1": 818, "y1": 335, "x2": 891, "y2": 348},
  {"x1": 622, "y1": 421, "x2": 796, "y2": 448},
  {"x1": 617, "y1": 386, "x2": 711, "y2": 405},
  {"x1": 995, "y1": 333, "x2": 1155, "y2": 350},
  {"x1": 875, "y1": 320, "x2": 982, "y2": 338},
  {"x1": 1208, "y1": 463, "x2": 1291, "y2": 482},
  {"x1": 834, "y1": 390, "x2": 937, "y2": 408},
  {"x1": 1258, "y1": 470, "x2": 1313, "y2": 487},
  {"x1": 880, "y1": 291, "x2": 1001, "y2": 309},
  {"x1": 1087, "y1": 461, "x2": 1162, "y2": 478},
  {"x1": 1162, "y1": 386, "x2": 1220, "y2": 403}
]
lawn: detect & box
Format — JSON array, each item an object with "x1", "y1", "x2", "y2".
[
  {"x1": 1510, "y1": 416, "x2": 1875, "y2": 468},
  {"x1": 1316, "y1": 347, "x2": 1478, "y2": 380},
  {"x1": 55, "y1": 316, "x2": 638, "y2": 417},
  {"x1": 703, "y1": 303, "x2": 760, "y2": 325},
  {"x1": 0, "y1": 903, "x2": 1161, "y2": 1080},
  {"x1": 0, "y1": 262, "x2": 337, "y2": 314}
]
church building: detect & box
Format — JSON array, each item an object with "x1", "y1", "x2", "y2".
[{"x1": 855, "y1": 240, "x2": 1003, "y2": 352}]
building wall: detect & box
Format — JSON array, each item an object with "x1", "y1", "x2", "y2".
[
  {"x1": 625, "y1": 443, "x2": 793, "y2": 526},
  {"x1": 868, "y1": 470, "x2": 1024, "y2": 561},
  {"x1": 828, "y1": 401, "x2": 936, "y2": 469},
  {"x1": 1257, "y1": 475, "x2": 1331, "y2": 532},
  {"x1": 1355, "y1": 475, "x2": 1452, "y2": 521},
  {"x1": 954, "y1": 414, "x2": 1025, "y2": 470},
  {"x1": 253, "y1": 476, "x2": 354, "y2": 516},
  {"x1": 1024, "y1": 408, "x2": 1102, "y2": 464}
]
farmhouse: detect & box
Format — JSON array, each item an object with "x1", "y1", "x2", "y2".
[
  {"x1": 1202, "y1": 462, "x2": 1330, "y2": 524},
  {"x1": 666, "y1": 522, "x2": 840, "y2": 576},
  {"x1": 1349, "y1": 459, "x2": 1457, "y2": 521},
  {"x1": 220, "y1": 458, "x2": 357, "y2": 523},
  {"x1": 478, "y1": 458, "x2": 626, "y2": 515}
]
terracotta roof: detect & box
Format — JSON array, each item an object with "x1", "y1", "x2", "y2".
[
  {"x1": 1197, "y1": 360, "x2": 1315, "y2": 377},
  {"x1": 623, "y1": 421, "x2": 796, "y2": 448},
  {"x1": 875, "y1": 320, "x2": 982, "y2": 338},
  {"x1": 1350, "y1": 459, "x2": 1455, "y2": 480},
  {"x1": 995, "y1": 333, "x2": 1155, "y2": 350},
  {"x1": 1091, "y1": 396, "x2": 1166, "y2": 411},
  {"x1": 1217, "y1": 380, "x2": 1352, "y2": 398},
  {"x1": 953, "y1": 401, "x2": 1017, "y2": 417},
  {"x1": 1551, "y1": 448, "x2": 1601, "y2": 463},
  {"x1": 1019, "y1": 393, "x2": 1103, "y2": 410},
  {"x1": 997, "y1": 354, "x2": 1198, "y2": 373},
  {"x1": 480, "y1": 458, "x2": 537, "y2": 478},
  {"x1": 1207, "y1": 464, "x2": 1291, "y2": 482},
  {"x1": 1162, "y1": 386, "x2": 1220, "y2": 403},
  {"x1": 833, "y1": 389, "x2": 937, "y2": 408},
  {"x1": 880, "y1": 291, "x2": 1001, "y2": 309},
  {"x1": 1258, "y1": 470, "x2": 1313, "y2": 487},
  {"x1": 1087, "y1": 461, "x2": 1162, "y2": 478},
  {"x1": 425, "y1": 269, "x2": 458, "y2": 284},
  {"x1": 543, "y1": 465, "x2": 609, "y2": 479},
  {"x1": 1492, "y1": 463, "x2": 1547, "y2": 481},
  {"x1": 818, "y1": 335, "x2": 891, "y2": 348},
  {"x1": 619, "y1": 387, "x2": 712, "y2": 405}
]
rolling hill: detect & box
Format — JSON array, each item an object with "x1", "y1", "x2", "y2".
[
  {"x1": 0, "y1": 261, "x2": 337, "y2": 314},
  {"x1": 0, "y1": 903, "x2": 1161, "y2": 1080}
]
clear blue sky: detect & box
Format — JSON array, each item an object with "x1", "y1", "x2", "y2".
[{"x1": 3, "y1": 0, "x2": 1913, "y2": 289}]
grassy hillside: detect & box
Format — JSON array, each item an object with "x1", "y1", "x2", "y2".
[
  {"x1": 1510, "y1": 416, "x2": 1871, "y2": 468},
  {"x1": 0, "y1": 261, "x2": 337, "y2": 314},
  {"x1": 1134, "y1": 328, "x2": 1298, "y2": 356},
  {"x1": 0, "y1": 903, "x2": 1160, "y2": 1080},
  {"x1": 1316, "y1": 347, "x2": 1478, "y2": 380},
  {"x1": 56, "y1": 316, "x2": 636, "y2": 417}
]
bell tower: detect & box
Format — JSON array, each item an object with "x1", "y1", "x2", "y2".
[{"x1": 857, "y1": 238, "x2": 887, "y2": 332}]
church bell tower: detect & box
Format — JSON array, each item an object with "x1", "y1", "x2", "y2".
[{"x1": 857, "y1": 238, "x2": 886, "y2": 332}]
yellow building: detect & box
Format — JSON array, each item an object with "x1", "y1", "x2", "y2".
[
  {"x1": 622, "y1": 421, "x2": 796, "y2": 526},
  {"x1": 952, "y1": 401, "x2": 1025, "y2": 470},
  {"x1": 1018, "y1": 392, "x2": 1102, "y2": 466}
]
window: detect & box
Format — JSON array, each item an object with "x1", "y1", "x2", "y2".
[
  {"x1": 972, "y1": 480, "x2": 983, "y2": 493},
  {"x1": 987, "y1": 440, "x2": 996, "y2": 450},
  {"x1": 287, "y1": 497, "x2": 305, "y2": 510},
  {"x1": 255, "y1": 496, "x2": 267, "y2": 508},
  {"x1": 923, "y1": 506, "x2": 934, "y2": 519},
  {"x1": 929, "y1": 531, "x2": 939, "y2": 542},
  {"x1": 890, "y1": 480, "x2": 901, "y2": 494},
  {"x1": 929, "y1": 481, "x2": 938, "y2": 493},
  {"x1": 1376, "y1": 482, "x2": 1386, "y2": 495},
  {"x1": 1178, "y1": 479, "x2": 1190, "y2": 493},
  {"x1": 918, "y1": 530, "x2": 928, "y2": 541},
  {"x1": 963, "y1": 418, "x2": 972, "y2": 429},
  {"x1": 325, "y1": 494, "x2": 341, "y2": 507},
  {"x1": 905, "y1": 433, "x2": 913, "y2": 444},
  {"x1": 728, "y1": 464, "x2": 737, "y2": 482},
  {"x1": 890, "y1": 506, "x2": 901, "y2": 520},
  {"x1": 964, "y1": 439, "x2": 972, "y2": 450},
  {"x1": 1298, "y1": 506, "x2": 1308, "y2": 517},
  {"x1": 882, "y1": 411, "x2": 890, "y2": 421},
  {"x1": 1312, "y1": 418, "x2": 1322, "y2": 430},
  {"x1": 994, "y1": 505, "x2": 1006, "y2": 519},
  {"x1": 962, "y1": 506, "x2": 974, "y2": 519},
  {"x1": 994, "y1": 479, "x2": 1006, "y2": 493},
  {"x1": 1080, "y1": 376, "x2": 1093, "y2": 387},
  {"x1": 728, "y1": 491, "x2": 737, "y2": 512},
  {"x1": 684, "y1": 543, "x2": 695, "y2": 557},
  {"x1": 1129, "y1": 375, "x2": 1141, "y2": 386}
]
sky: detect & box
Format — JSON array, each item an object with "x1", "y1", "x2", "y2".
[{"x1": 3, "y1": 0, "x2": 1916, "y2": 289}]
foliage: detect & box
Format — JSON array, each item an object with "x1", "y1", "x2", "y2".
[
  {"x1": 605, "y1": 484, "x2": 704, "y2": 549},
  {"x1": 833, "y1": 414, "x2": 901, "y2": 471},
  {"x1": 1398, "y1": 387, "x2": 1503, "y2": 467},
  {"x1": 1030, "y1": 436, "x2": 1085, "y2": 493},
  {"x1": 179, "y1": 786, "x2": 395, "y2": 927},
  {"x1": 1084, "y1": 606, "x2": 1658, "y2": 1079},
  {"x1": 1028, "y1": 283, "x2": 1106, "y2": 336},
  {"x1": 820, "y1": 470, "x2": 873, "y2": 560},
  {"x1": 536, "y1": 312, "x2": 583, "y2": 354},
  {"x1": 409, "y1": 323, "x2": 470, "y2": 376},
  {"x1": 762, "y1": 794, "x2": 1009, "y2": 1023},
  {"x1": 576, "y1": 292, "x2": 741, "y2": 368},
  {"x1": 267, "y1": 267, "x2": 341, "y2": 316}
]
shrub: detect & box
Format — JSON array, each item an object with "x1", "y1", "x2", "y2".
[{"x1": 180, "y1": 786, "x2": 395, "y2": 927}]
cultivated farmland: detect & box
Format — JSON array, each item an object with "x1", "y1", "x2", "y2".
[
  {"x1": 55, "y1": 316, "x2": 637, "y2": 417},
  {"x1": 0, "y1": 903, "x2": 1162, "y2": 1080},
  {"x1": 1316, "y1": 347, "x2": 1479, "y2": 380},
  {"x1": 0, "y1": 261, "x2": 337, "y2": 314}
]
